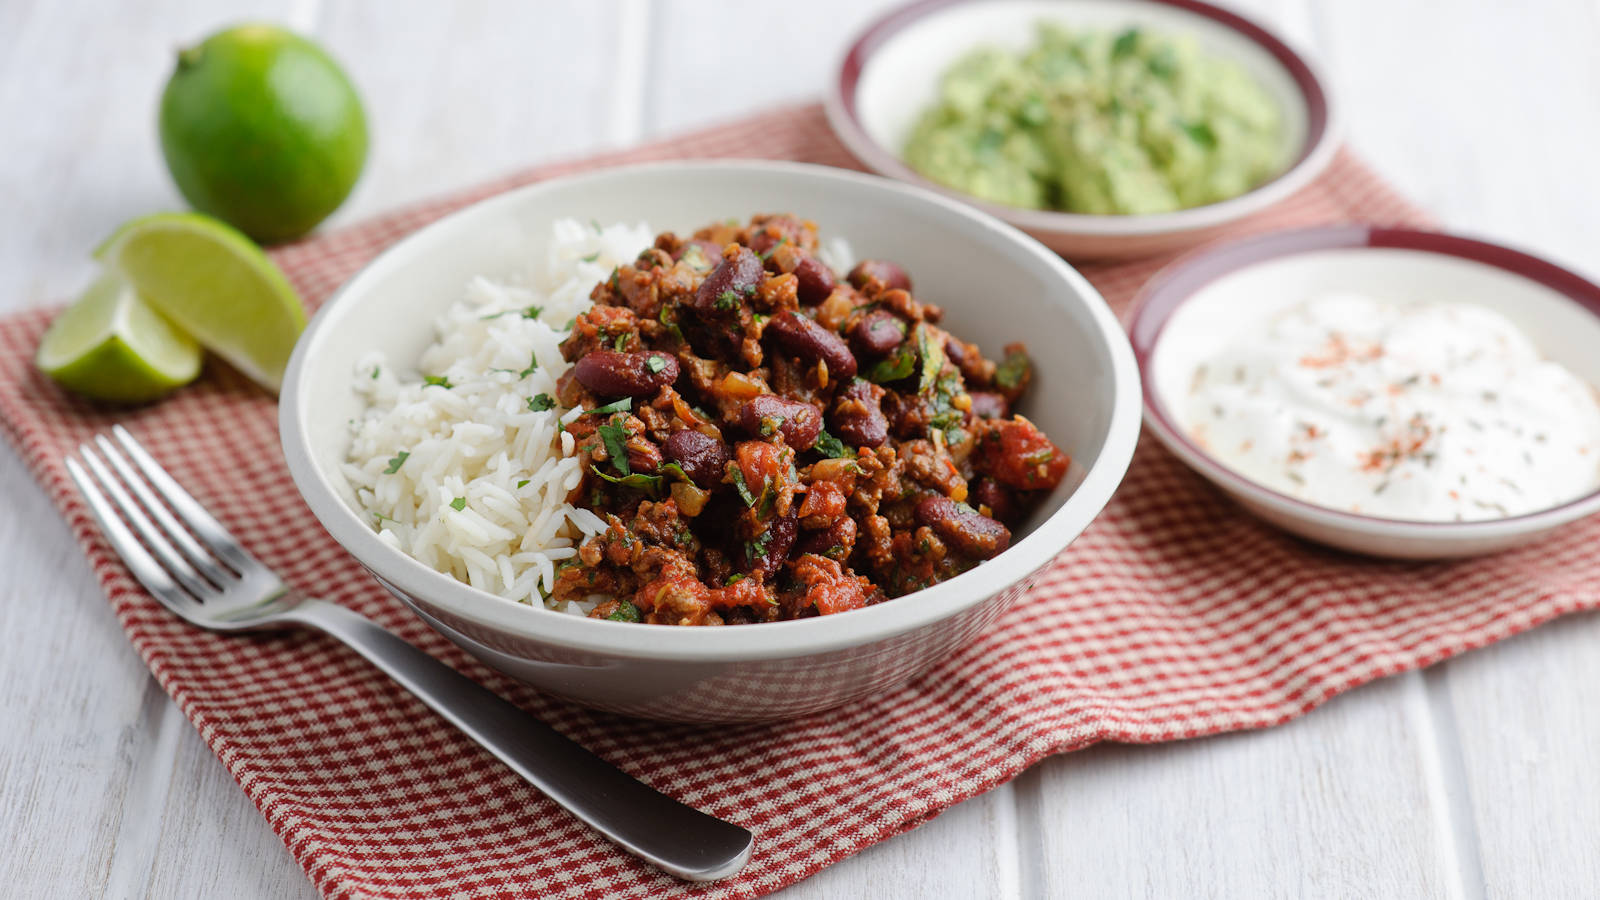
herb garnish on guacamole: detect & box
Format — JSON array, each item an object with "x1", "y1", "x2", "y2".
[{"x1": 902, "y1": 24, "x2": 1287, "y2": 215}]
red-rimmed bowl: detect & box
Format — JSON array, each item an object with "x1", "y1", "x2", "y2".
[
  {"x1": 1127, "y1": 225, "x2": 1600, "y2": 558},
  {"x1": 826, "y1": 0, "x2": 1339, "y2": 260}
]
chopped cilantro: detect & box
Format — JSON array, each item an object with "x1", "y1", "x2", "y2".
[
  {"x1": 588, "y1": 397, "x2": 631, "y2": 416},
  {"x1": 916, "y1": 324, "x2": 945, "y2": 394},
  {"x1": 520, "y1": 352, "x2": 539, "y2": 377},
  {"x1": 813, "y1": 430, "x2": 855, "y2": 459},
  {"x1": 383, "y1": 451, "x2": 409, "y2": 474},
  {"x1": 994, "y1": 348, "x2": 1032, "y2": 390},
  {"x1": 449, "y1": 497, "x2": 466, "y2": 511},
  {"x1": 715, "y1": 289, "x2": 741, "y2": 311},
  {"x1": 1183, "y1": 121, "x2": 1218, "y2": 150},
  {"x1": 597, "y1": 422, "x2": 631, "y2": 475},
  {"x1": 745, "y1": 527, "x2": 773, "y2": 561},
  {"x1": 581, "y1": 251, "x2": 600, "y2": 262},
  {"x1": 590, "y1": 219, "x2": 603, "y2": 233},
  {"x1": 527, "y1": 393, "x2": 556, "y2": 412},
  {"x1": 481, "y1": 304, "x2": 544, "y2": 321},
  {"x1": 516, "y1": 479, "x2": 530, "y2": 489},
  {"x1": 757, "y1": 236, "x2": 788, "y2": 261},
  {"x1": 606, "y1": 600, "x2": 641, "y2": 623},
  {"x1": 658, "y1": 305, "x2": 685, "y2": 341},
  {"x1": 730, "y1": 464, "x2": 756, "y2": 507},
  {"x1": 866, "y1": 347, "x2": 916, "y2": 384},
  {"x1": 370, "y1": 366, "x2": 380, "y2": 380},
  {"x1": 423, "y1": 375, "x2": 453, "y2": 389},
  {"x1": 757, "y1": 478, "x2": 776, "y2": 517},
  {"x1": 1112, "y1": 28, "x2": 1141, "y2": 59},
  {"x1": 590, "y1": 464, "x2": 663, "y2": 496},
  {"x1": 758, "y1": 415, "x2": 783, "y2": 437}
]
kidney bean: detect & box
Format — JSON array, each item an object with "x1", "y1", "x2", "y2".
[
  {"x1": 763, "y1": 310, "x2": 858, "y2": 380},
  {"x1": 848, "y1": 309, "x2": 908, "y2": 360},
  {"x1": 914, "y1": 495, "x2": 1011, "y2": 560},
  {"x1": 662, "y1": 429, "x2": 730, "y2": 490},
  {"x1": 693, "y1": 246, "x2": 764, "y2": 315},
  {"x1": 830, "y1": 379, "x2": 889, "y2": 448},
  {"x1": 969, "y1": 477, "x2": 1021, "y2": 526},
  {"x1": 945, "y1": 335, "x2": 993, "y2": 385},
  {"x1": 740, "y1": 512, "x2": 798, "y2": 578},
  {"x1": 794, "y1": 516, "x2": 857, "y2": 561},
  {"x1": 847, "y1": 259, "x2": 912, "y2": 292},
  {"x1": 740, "y1": 394, "x2": 824, "y2": 450},
  {"x1": 967, "y1": 390, "x2": 1010, "y2": 421},
  {"x1": 942, "y1": 335, "x2": 970, "y2": 369},
  {"x1": 573, "y1": 349, "x2": 679, "y2": 398},
  {"x1": 793, "y1": 257, "x2": 837, "y2": 305}
]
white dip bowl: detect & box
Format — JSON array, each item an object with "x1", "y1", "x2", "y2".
[{"x1": 1129, "y1": 225, "x2": 1600, "y2": 559}]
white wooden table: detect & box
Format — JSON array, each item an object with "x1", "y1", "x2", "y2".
[{"x1": 5, "y1": 1, "x2": 1598, "y2": 896}]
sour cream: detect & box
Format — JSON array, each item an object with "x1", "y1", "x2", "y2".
[{"x1": 1184, "y1": 292, "x2": 1600, "y2": 521}]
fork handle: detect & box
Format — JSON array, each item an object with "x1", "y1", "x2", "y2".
[{"x1": 283, "y1": 599, "x2": 753, "y2": 882}]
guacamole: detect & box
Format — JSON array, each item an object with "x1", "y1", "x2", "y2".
[{"x1": 902, "y1": 25, "x2": 1286, "y2": 215}]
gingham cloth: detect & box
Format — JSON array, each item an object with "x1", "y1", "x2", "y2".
[{"x1": 4, "y1": 105, "x2": 1598, "y2": 900}]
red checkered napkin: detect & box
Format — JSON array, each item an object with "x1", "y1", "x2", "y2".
[{"x1": 3, "y1": 105, "x2": 1597, "y2": 900}]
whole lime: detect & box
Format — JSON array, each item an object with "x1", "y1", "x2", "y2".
[{"x1": 159, "y1": 23, "x2": 368, "y2": 244}]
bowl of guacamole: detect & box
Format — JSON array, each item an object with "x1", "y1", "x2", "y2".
[{"x1": 827, "y1": 0, "x2": 1337, "y2": 259}]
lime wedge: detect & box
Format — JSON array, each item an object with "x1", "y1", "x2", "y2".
[
  {"x1": 36, "y1": 271, "x2": 202, "y2": 403},
  {"x1": 95, "y1": 212, "x2": 306, "y2": 392}
]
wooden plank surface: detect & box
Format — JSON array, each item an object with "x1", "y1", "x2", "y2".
[{"x1": 2, "y1": 1, "x2": 1597, "y2": 897}]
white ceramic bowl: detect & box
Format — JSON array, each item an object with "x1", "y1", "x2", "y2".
[
  {"x1": 825, "y1": 0, "x2": 1339, "y2": 260},
  {"x1": 1129, "y1": 225, "x2": 1600, "y2": 559},
  {"x1": 280, "y1": 161, "x2": 1141, "y2": 722}
]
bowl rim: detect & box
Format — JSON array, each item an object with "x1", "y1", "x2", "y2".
[
  {"x1": 1127, "y1": 224, "x2": 1600, "y2": 539},
  {"x1": 279, "y1": 159, "x2": 1143, "y2": 662},
  {"x1": 824, "y1": 0, "x2": 1341, "y2": 238}
]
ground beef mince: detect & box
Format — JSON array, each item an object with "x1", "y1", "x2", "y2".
[{"x1": 549, "y1": 214, "x2": 1070, "y2": 626}]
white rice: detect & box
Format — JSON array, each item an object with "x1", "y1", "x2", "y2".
[{"x1": 342, "y1": 219, "x2": 654, "y2": 610}]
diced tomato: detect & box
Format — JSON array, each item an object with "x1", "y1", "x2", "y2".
[
  {"x1": 791, "y1": 553, "x2": 873, "y2": 616},
  {"x1": 736, "y1": 440, "x2": 792, "y2": 494},
  {"x1": 978, "y1": 418, "x2": 1070, "y2": 491},
  {"x1": 797, "y1": 480, "x2": 847, "y2": 526}
]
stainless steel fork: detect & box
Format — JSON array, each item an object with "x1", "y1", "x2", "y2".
[{"x1": 65, "y1": 425, "x2": 753, "y2": 883}]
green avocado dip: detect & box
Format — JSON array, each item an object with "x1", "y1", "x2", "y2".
[{"x1": 902, "y1": 24, "x2": 1287, "y2": 215}]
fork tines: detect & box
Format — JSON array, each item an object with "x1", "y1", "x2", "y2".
[{"x1": 65, "y1": 426, "x2": 264, "y2": 613}]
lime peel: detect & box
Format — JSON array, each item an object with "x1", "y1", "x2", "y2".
[
  {"x1": 95, "y1": 212, "x2": 306, "y2": 392},
  {"x1": 35, "y1": 271, "x2": 202, "y2": 404}
]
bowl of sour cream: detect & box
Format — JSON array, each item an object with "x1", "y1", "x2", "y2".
[{"x1": 1128, "y1": 225, "x2": 1600, "y2": 558}]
